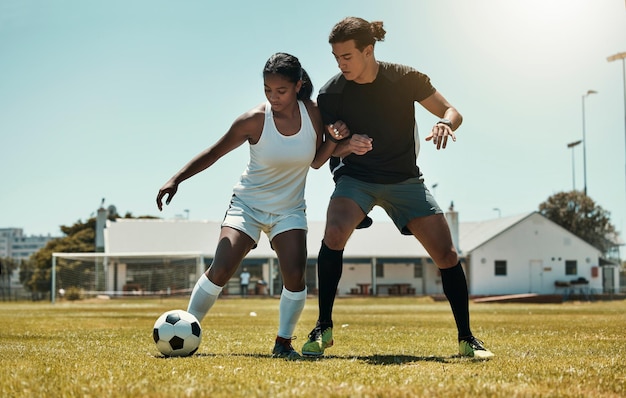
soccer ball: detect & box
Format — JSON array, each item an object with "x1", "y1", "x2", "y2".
[{"x1": 153, "y1": 309, "x2": 202, "y2": 357}]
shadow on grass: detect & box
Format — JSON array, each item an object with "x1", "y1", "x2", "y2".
[
  {"x1": 152, "y1": 352, "x2": 280, "y2": 360},
  {"x1": 304, "y1": 354, "x2": 491, "y2": 365},
  {"x1": 322, "y1": 354, "x2": 452, "y2": 364},
  {"x1": 152, "y1": 352, "x2": 218, "y2": 359},
  {"x1": 153, "y1": 352, "x2": 488, "y2": 364}
]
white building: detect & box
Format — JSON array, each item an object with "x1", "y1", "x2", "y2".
[
  {"x1": 1, "y1": 228, "x2": 58, "y2": 297},
  {"x1": 94, "y1": 211, "x2": 619, "y2": 298},
  {"x1": 460, "y1": 212, "x2": 615, "y2": 296}
]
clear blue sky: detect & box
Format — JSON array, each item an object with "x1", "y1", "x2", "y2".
[{"x1": 1, "y1": 0, "x2": 625, "y2": 239}]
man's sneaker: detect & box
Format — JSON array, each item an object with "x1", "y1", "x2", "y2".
[
  {"x1": 272, "y1": 336, "x2": 301, "y2": 360},
  {"x1": 459, "y1": 336, "x2": 494, "y2": 359},
  {"x1": 301, "y1": 325, "x2": 333, "y2": 356},
  {"x1": 356, "y1": 216, "x2": 373, "y2": 229}
]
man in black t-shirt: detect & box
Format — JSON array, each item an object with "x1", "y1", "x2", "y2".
[{"x1": 302, "y1": 17, "x2": 494, "y2": 359}]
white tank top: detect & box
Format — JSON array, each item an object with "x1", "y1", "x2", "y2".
[{"x1": 232, "y1": 100, "x2": 317, "y2": 214}]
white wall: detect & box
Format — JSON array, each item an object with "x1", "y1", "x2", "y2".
[
  {"x1": 469, "y1": 213, "x2": 602, "y2": 295},
  {"x1": 336, "y1": 261, "x2": 438, "y2": 296}
]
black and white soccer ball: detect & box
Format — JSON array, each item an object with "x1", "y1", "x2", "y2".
[{"x1": 153, "y1": 309, "x2": 202, "y2": 357}]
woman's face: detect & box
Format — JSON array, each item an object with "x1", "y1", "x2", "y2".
[{"x1": 263, "y1": 73, "x2": 301, "y2": 112}]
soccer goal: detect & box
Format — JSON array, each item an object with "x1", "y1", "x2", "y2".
[{"x1": 51, "y1": 252, "x2": 205, "y2": 303}]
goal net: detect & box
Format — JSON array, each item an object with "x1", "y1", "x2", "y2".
[{"x1": 51, "y1": 252, "x2": 204, "y2": 302}]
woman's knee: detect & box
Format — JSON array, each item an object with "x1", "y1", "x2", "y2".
[
  {"x1": 206, "y1": 263, "x2": 237, "y2": 286},
  {"x1": 281, "y1": 267, "x2": 306, "y2": 291}
]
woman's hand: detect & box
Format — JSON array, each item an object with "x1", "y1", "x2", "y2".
[{"x1": 156, "y1": 180, "x2": 178, "y2": 211}]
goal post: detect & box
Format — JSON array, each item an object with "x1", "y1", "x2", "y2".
[{"x1": 51, "y1": 252, "x2": 205, "y2": 303}]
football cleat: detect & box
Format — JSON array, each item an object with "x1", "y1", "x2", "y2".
[
  {"x1": 272, "y1": 336, "x2": 301, "y2": 360},
  {"x1": 301, "y1": 324, "x2": 333, "y2": 357},
  {"x1": 459, "y1": 336, "x2": 494, "y2": 359}
]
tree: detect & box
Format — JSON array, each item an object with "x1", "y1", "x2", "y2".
[
  {"x1": 22, "y1": 218, "x2": 96, "y2": 297},
  {"x1": 0, "y1": 257, "x2": 20, "y2": 300},
  {"x1": 23, "y1": 212, "x2": 160, "y2": 299},
  {"x1": 0, "y1": 257, "x2": 19, "y2": 276},
  {"x1": 538, "y1": 191, "x2": 617, "y2": 254}
]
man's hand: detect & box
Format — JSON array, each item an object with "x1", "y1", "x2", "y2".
[
  {"x1": 348, "y1": 134, "x2": 373, "y2": 155},
  {"x1": 425, "y1": 123, "x2": 456, "y2": 150},
  {"x1": 333, "y1": 133, "x2": 373, "y2": 157}
]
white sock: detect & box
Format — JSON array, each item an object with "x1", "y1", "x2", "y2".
[
  {"x1": 277, "y1": 286, "x2": 307, "y2": 339},
  {"x1": 186, "y1": 273, "x2": 222, "y2": 322}
]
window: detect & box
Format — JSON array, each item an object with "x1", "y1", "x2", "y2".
[
  {"x1": 494, "y1": 260, "x2": 507, "y2": 276},
  {"x1": 565, "y1": 260, "x2": 577, "y2": 275},
  {"x1": 413, "y1": 262, "x2": 423, "y2": 278},
  {"x1": 376, "y1": 262, "x2": 384, "y2": 278}
]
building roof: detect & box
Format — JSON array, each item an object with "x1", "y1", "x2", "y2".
[
  {"x1": 105, "y1": 212, "x2": 539, "y2": 260},
  {"x1": 459, "y1": 212, "x2": 533, "y2": 252},
  {"x1": 104, "y1": 217, "x2": 428, "y2": 259}
]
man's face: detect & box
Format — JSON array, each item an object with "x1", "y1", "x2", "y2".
[{"x1": 331, "y1": 40, "x2": 369, "y2": 83}]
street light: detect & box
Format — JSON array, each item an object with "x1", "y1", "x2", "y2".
[
  {"x1": 493, "y1": 208, "x2": 501, "y2": 218},
  {"x1": 582, "y1": 89, "x2": 597, "y2": 196},
  {"x1": 567, "y1": 140, "x2": 582, "y2": 191},
  {"x1": 607, "y1": 51, "x2": 626, "y2": 198}
]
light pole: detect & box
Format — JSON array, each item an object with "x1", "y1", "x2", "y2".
[
  {"x1": 493, "y1": 208, "x2": 501, "y2": 218},
  {"x1": 567, "y1": 140, "x2": 582, "y2": 191},
  {"x1": 582, "y1": 90, "x2": 597, "y2": 196},
  {"x1": 607, "y1": 52, "x2": 626, "y2": 198}
]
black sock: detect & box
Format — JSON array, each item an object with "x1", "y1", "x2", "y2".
[
  {"x1": 317, "y1": 241, "x2": 343, "y2": 327},
  {"x1": 440, "y1": 262, "x2": 472, "y2": 340}
]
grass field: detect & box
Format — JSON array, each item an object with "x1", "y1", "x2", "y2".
[{"x1": 1, "y1": 296, "x2": 625, "y2": 398}]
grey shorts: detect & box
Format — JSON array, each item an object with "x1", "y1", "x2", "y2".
[
  {"x1": 222, "y1": 195, "x2": 307, "y2": 244},
  {"x1": 332, "y1": 175, "x2": 442, "y2": 235}
]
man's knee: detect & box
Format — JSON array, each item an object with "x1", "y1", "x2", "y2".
[
  {"x1": 323, "y1": 222, "x2": 351, "y2": 250},
  {"x1": 435, "y1": 249, "x2": 459, "y2": 269}
]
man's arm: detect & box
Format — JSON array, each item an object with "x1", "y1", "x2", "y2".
[
  {"x1": 419, "y1": 90, "x2": 463, "y2": 130},
  {"x1": 332, "y1": 133, "x2": 373, "y2": 158},
  {"x1": 420, "y1": 91, "x2": 463, "y2": 150}
]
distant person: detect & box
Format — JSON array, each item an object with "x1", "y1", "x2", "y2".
[
  {"x1": 156, "y1": 53, "x2": 346, "y2": 359},
  {"x1": 239, "y1": 268, "x2": 251, "y2": 297},
  {"x1": 301, "y1": 17, "x2": 494, "y2": 359}
]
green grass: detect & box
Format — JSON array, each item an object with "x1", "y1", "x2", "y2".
[{"x1": 1, "y1": 297, "x2": 625, "y2": 398}]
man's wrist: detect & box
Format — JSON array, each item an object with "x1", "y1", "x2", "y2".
[{"x1": 437, "y1": 118, "x2": 453, "y2": 129}]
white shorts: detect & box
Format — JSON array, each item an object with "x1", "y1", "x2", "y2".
[{"x1": 221, "y1": 195, "x2": 307, "y2": 244}]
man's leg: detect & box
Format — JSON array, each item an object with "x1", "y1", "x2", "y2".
[
  {"x1": 440, "y1": 262, "x2": 471, "y2": 339},
  {"x1": 316, "y1": 241, "x2": 344, "y2": 325},
  {"x1": 407, "y1": 214, "x2": 494, "y2": 358},
  {"x1": 302, "y1": 197, "x2": 364, "y2": 356}
]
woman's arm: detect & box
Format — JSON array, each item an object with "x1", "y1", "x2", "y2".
[
  {"x1": 306, "y1": 101, "x2": 349, "y2": 169},
  {"x1": 156, "y1": 105, "x2": 263, "y2": 210}
]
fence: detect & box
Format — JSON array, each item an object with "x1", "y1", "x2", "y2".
[{"x1": 51, "y1": 252, "x2": 205, "y2": 303}]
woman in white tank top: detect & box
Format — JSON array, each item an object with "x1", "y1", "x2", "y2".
[{"x1": 156, "y1": 53, "x2": 349, "y2": 359}]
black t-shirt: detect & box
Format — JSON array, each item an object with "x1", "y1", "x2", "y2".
[{"x1": 319, "y1": 62, "x2": 435, "y2": 184}]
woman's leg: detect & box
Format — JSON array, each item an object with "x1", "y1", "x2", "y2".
[{"x1": 187, "y1": 227, "x2": 255, "y2": 321}]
